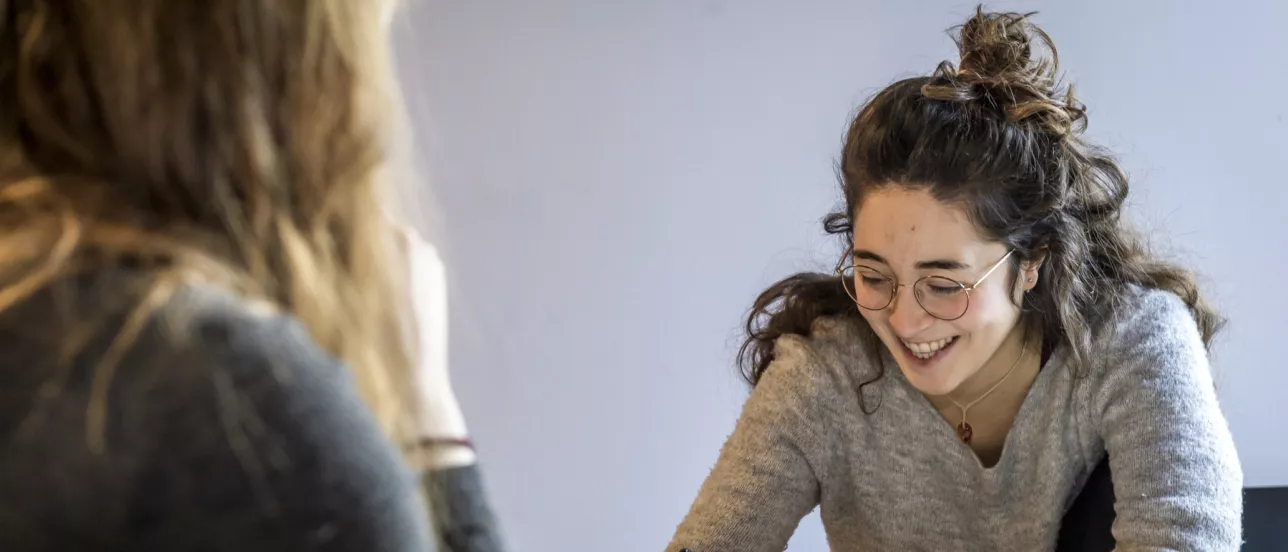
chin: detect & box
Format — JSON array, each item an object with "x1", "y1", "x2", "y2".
[
  {"x1": 880, "y1": 333, "x2": 969, "y2": 397},
  {"x1": 896, "y1": 361, "x2": 962, "y2": 397}
]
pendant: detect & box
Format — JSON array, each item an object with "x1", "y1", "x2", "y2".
[{"x1": 956, "y1": 421, "x2": 973, "y2": 444}]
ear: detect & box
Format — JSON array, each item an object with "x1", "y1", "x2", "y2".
[{"x1": 1021, "y1": 248, "x2": 1048, "y2": 292}]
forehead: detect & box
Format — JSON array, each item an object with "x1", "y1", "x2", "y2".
[{"x1": 852, "y1": 188, "x2": 989, "y2": 262}]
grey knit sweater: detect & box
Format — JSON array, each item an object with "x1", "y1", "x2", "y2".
[
  {"x1": 0, "y1": 270, "x2": 503, "y2": 551},
  {"x1": 668, "y1": 287, "x2": 1242, "y2": 551}
]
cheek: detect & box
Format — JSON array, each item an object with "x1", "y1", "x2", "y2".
[
  {"x1": 956, "y1": 298, "x2": 992, "y2": 327},
  {"x1": 858, "y1": 310, "x2": 899, "y2": 349},
  {"x1": 859, "y1": 309, "x2": 893, "y2": 337},
  {"x1": 958, "y1": 290, "x2": 1021, "y2": 334}
]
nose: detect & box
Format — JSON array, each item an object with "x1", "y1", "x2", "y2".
[{"x1": 887, "y1": 284, "x2": 933, "y2": 337}]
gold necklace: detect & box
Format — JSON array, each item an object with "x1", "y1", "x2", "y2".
[{"x1": 950, "y1": 339, "x2": 1028, "y2": 444}]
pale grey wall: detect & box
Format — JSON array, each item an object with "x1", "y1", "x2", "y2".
[{"x1": 392, "y1": 1, "x2": 1288, "y2": 549}]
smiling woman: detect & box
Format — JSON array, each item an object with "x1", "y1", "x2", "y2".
[
  {"x1": 847, "y1": 189, "x2": 1037, "y2": 447},
  {"x1": 668, "y1": 7, "x2": 1242, "y2": 552}
]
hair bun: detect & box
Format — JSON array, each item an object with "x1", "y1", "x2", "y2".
[
  {"x1": 923, "y1": 7, "x2": 1086, "y2": 139},
  {"x1": 957, "y1": 9, "x2": 1045, "y2": 84}
]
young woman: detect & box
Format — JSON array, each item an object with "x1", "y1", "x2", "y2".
[
  {"x1": 668, "y1": 9, "x2": 1242, "y2": 551},
  {"x1": 0, "y1": 1, "x2": 502, "y2": 550}
]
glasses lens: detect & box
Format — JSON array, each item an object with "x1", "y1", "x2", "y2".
[
  {"x1": 842, "y1": 265, "x2": 895, "y2": 310},
  {"x1": 914, "y1": 276, "x2": 968, "y2": 319}
]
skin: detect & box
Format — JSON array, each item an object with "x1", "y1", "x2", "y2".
[{"x1": 851, "y1": 188, "x2": 1044, "y2": 464}]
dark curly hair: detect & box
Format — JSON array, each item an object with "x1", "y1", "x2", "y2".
[{"x1": 738, "y1": 7, "x2": 1222, "y2": 396}]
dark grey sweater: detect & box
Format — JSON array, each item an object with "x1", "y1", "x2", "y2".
[{"x1": 0, "y1": 270, "x2": 502, "y2": 551}]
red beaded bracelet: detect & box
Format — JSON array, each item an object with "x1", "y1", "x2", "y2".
[{"x1": 404, "y1": 436, "x2": 474, "y2": 452}]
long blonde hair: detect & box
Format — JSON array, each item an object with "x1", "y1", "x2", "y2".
[{"x1": 0, "y1": 0, "x2": 416, "y2": 446}]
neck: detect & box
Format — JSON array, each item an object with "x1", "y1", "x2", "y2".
[{"x1": 932, "y1": 323, "x2": 1039, "y2": 410}]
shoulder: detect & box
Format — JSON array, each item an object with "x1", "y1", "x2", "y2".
[
  {"x1": 0, "y1": 270, "x2": 430, "y2": 549},
  {"x1": 1107, "y1": 284, "x2": 1196, "y2": 327},
  {"x1": 157, "y1": 282, "x2": 351, "y2": 396},
  {"x1": 76, "y1": 272, "x2": 392, "y2": 467},
  {"x1": 760, "y1": 315, "x2": 878, "y2": 406},
  {"x1": 146, "y1": 285, "x2": 430, "y2": 547},
  {"x1": 1085, "y1": 285, "x2": 1217, "y2": 422},
  {"x1": 0, "y1": 266, "x2": 381, "y2": 469},
  {"x1": 11, "y1": 268, "x2": 360, "y2": 414},
  {"x1": 1093, "y1": 284, "x2": 1205, "y2": 361},
  {"x1": 0, "y1": 268, "x2": 339, "y2": 388}
]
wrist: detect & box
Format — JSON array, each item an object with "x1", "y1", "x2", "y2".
[{"x1": 411, "y1": 400, "x2": 469, "y2": 439}]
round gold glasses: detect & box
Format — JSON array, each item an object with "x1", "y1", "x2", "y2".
[{"x1": 835, "y1": 250, "x2": 1015, "y2": 321}]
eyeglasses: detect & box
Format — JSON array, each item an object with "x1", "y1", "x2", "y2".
[{"x1": 835, "y1": 250, "x2": 1015, "y2": 321}]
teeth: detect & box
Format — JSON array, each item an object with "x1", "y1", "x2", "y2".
[{"x1": 902, "y1": 337, "x2": 956, "y2": 359}]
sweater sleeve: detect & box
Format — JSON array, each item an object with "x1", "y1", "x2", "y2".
[
  {"x1": 666, "y1": 336, "x2": 836, "y2": 552},
  {"x1": 1092, "y1": 290, "x2": 1243, "y2": 551},
  {"x1": 424, "y1": 465, "x2": 506, "y2": 552}
]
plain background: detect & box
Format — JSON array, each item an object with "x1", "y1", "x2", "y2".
[{"x1": 391, "y1": 1, "x2": 1288, "y2": 549}]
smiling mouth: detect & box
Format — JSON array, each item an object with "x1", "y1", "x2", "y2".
[{"x1": 901, "y1": 336, "x2": 959, "y2": 360}]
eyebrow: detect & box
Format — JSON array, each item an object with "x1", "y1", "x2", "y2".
[{"x1": 852, "y1": 249, "x2": 971, "y2": 271}]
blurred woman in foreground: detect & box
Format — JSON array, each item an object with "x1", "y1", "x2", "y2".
[{"x1": 0, "y1": 1, "x2": 501, "y2": 550}]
